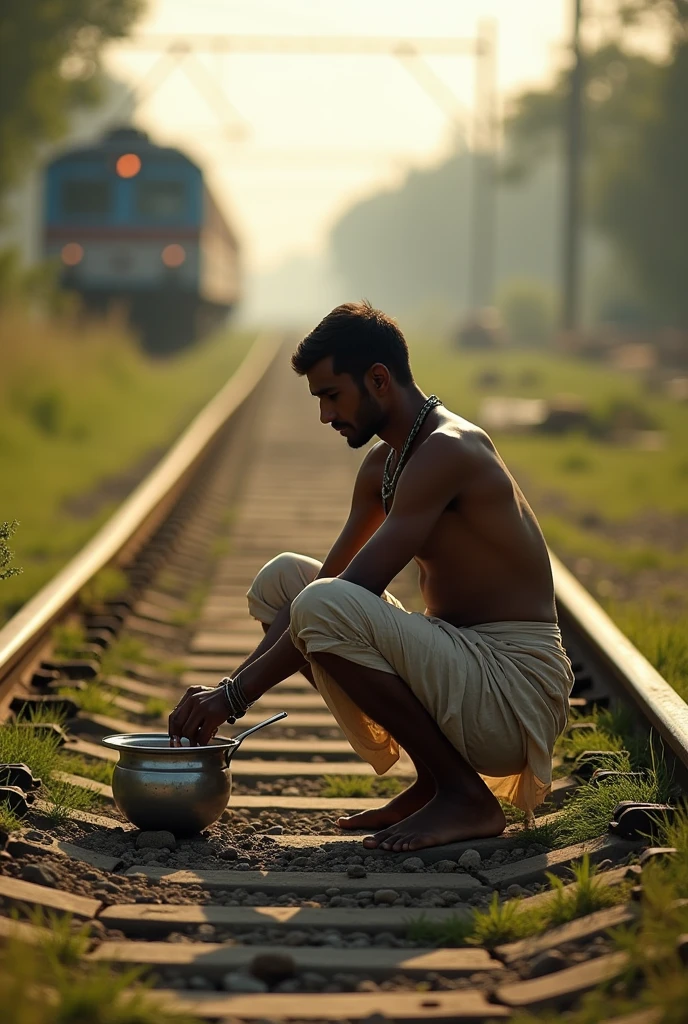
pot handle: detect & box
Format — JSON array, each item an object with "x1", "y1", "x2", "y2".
[{"x1": 226, "y1": 711, "x2": 288, "y2": 763}]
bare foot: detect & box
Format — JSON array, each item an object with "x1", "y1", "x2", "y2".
[
  {"x1": 362, "y1": 790, "x2": 506, "y2": 852},
  {"x1": 336, "y1": 777, "x2": 435, "y2": 832}
]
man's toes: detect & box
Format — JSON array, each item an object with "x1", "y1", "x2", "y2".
[
  {"x1": 391, "y1": 834, "x2": 413, "y2": 852},
  {"x1": 407, "y1": 833, "x2": 433, "y2": 851},
  {"x1": 362, "y1": 834, "x2": 381, "y2": 848}
]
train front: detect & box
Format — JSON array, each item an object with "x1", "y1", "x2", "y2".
[{"x1": 43, "y1": 127, "x2": 239, "y2": 353}]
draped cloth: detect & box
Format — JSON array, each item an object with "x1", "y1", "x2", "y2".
[{"x1": 247, "y1": 552, "x2": 574, "y2": 813}]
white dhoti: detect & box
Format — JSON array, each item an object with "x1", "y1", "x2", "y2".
[{"x1": 247, "y1": 552, "x2": 574, "y2": 813}]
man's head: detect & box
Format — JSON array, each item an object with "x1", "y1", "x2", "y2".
[{"x1": 291, "y1": 301, "x2": 413, "y2": 448}]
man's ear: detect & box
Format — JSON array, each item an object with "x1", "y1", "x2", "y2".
[{"x1": 368, "y1": 363, "x2": 391, "y2": 394}]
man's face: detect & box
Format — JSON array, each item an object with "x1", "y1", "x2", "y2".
[{"x1": 307, "y1": 358, "x2": 386, "y2": 449}]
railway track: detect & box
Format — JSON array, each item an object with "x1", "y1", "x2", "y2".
[{"x1": 0, "y1": 336, "x2": 686, "y2": 1023}]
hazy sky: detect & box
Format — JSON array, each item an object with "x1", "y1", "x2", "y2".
[{"x1": 106, "y1": 1, "x2": 577, "y2": 273}]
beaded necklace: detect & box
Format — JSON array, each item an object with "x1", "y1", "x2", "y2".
[{"x1": 381, "y1": 395, "x2": 442, "y2": 514}]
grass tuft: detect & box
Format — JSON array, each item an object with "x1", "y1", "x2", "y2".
[
  {"x1": 41, "y1": 778, "x2": 103, "y2": 823},
  {"x1": 57, "y1": 752, "x2": 114, "y2": 786},
  {"x1": 468, "y1": 891, "x2": 535, "y2": 947},
  {"x1": 51, "y1": 622, "x2": 88, "y2": 659},
  {"x1": 407, "y1": 855, "x2": 630, "y2": 950},
  {"x1": 0, "y1": 909, "x2": 202, "y2": 1024},
  {"x1": 57, "y1": 682, "x2": 116, "y2": 716},
  {"x1": 0, "y1": 801, "x2": 24, "y2": 833},
  {"x1": 321, "y1": 775, "x2": 405, "y2": 799},
  {"x1": 0, "y1": 710, "x2": 64, "y2": 783},
  {"x1": 79, "y1": 567, "x2": 129, "y2": 609},
  {"x1": 545, "y1": 855, "x2": 628, "y2": 926}
]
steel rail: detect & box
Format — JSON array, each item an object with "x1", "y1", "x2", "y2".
[
  {"x1": 552, "y1": 551, "x2": 688, "y2": 773},
  {"x1": 0, "y1": 332, "x2": 281, "y2": 693}
]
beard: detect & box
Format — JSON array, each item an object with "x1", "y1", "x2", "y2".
[{"x1": 339, "y1": 391, "x2": 387, "y2": 449}]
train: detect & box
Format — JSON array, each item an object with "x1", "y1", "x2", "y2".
[{"x1": 43, "y1": 127, "x2": 241, "y2": 353}]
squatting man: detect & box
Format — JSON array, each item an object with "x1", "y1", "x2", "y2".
[{"x1": 169, "y1": 302, "x2": 574, "y2": 852}]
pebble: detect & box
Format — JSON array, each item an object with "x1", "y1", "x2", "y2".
[
  {"x1": 347, "y1": 864, "x2": 367, "y2": 879},
  {"x1": 250, "y1": 952, "x2": 297, "y2": 984},
  {"x1": 373, "y1": 889, "x2": 399, "y2": 905},
  {"x1": 20, "y1": 864, "x2": 56, "y2": 887},
  {"x1": 527, "y1": 950, "x2": 570, "y2": 978},
  {"x1": 301, "y1": 971, "x2": 327, "y2": 991},
  {"x1": 401, "y1": 857, "x2": 425, "y2": 873},
  {"x1": 506, "y1": 884, "x2": 529, "y2": 899},
  {"x1": 188, "y1": 975, "x2": 213, "y2": 991},
  {"x1": 458, "y1": 849, "x2": 481, "y2": 870},
  {"x1": 265, "y1": 825, "x2": 284, "y2": 835},
  {"x1": 435, "y1": 859, "x2": 458, "y2": 873},
  {"x1": 219, "y1": 847, "x2": 238, "y2": 861},
  {"x1": 222, "y1": 971, "x2": 269, "y2": 993},
  {"x1": 136, "y1": 831, "x2": 177, "y2": 851}
]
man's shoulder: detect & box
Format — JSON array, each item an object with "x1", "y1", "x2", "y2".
[
  {"x1": 423, "y1": 417, "x2": 494, "y2": 466},
  {"x1": 360, "y1": 440, "x2": 390, "y2": 470}
]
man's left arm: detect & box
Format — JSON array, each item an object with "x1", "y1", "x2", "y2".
[{"x1": 340, "y1": 434, "x2": 464, "y2": 595}]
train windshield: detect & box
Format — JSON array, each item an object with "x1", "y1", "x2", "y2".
[
  {"x1": 61, "y1": 181, "x2": 111, "y2": 216},
  {"x1": 136, "y1": 181, "x2": 186, "y2": 219}
]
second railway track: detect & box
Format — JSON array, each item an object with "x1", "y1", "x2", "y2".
[{"x1": 0, "y1": 337, "x2": 686, "y2": 1023}]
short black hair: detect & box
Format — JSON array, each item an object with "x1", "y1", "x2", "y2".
[{"x1": 291, "y1": 300, "x2": 413, "y2": 386}]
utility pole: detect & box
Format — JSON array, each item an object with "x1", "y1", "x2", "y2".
[
  {"x1": 469, "y1": 19, "x2": 498, "y2": 311},
  {"x1": 562, "y1": 0, "x2": 584, "y2": 332}
]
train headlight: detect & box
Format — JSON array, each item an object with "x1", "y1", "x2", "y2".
[
  {"x1": 116, "y1": 153, "x2": 141, "y2": 178},
  {"x1": 161, "y1": 244, "x2": 186, "y2": 268},
  {"x1": 61, "y1": 243, "x2": 84, "y2": 266}
]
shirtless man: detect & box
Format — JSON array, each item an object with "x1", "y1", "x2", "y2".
[{"x1": 169, "y1": 301, "x2": 573, "y2": 851}]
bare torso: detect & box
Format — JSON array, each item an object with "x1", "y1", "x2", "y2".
[{"x1": 370, "y1": 410, "x2": 556, "y2": 627}]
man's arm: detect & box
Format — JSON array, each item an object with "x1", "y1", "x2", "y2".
[{"x1": 168, "y1": 444, "x2": 387, "y2": 743}]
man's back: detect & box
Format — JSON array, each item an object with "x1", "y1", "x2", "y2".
[{"x1": 361, "y1": 409, "x2": 556, "y2": 627}]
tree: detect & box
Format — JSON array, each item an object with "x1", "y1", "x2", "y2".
[
  {"x1": 0, "y1": 521, "x2": 21, "y2": 581},
  {"x1": 0, "y1": 0, "x2": 143, "y2": 209},
  {"x1": 504, "y1": 5, "x2": 688, "y2": 328}
]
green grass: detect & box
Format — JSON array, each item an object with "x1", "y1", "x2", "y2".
[
  {"x1": 51, "y1": 622, "x2": 89, "y2": 659},
  {"x1": 407, "y1": 854, "x2": 630, "y2": 948},
  {"x1": 41, "y1": 778, "x2": 103, "y2": 822},
  {"x1": 609, "y1": 602, "x2": 688, "y2": 702},
  {"x1": 411, "y1": 342, "x2": 688, "y2": 521},
  {"x1": 0, "y1": 802, "x2": 23, "y2": 833},
  {"x1": 0, "y1": 308, "x2": 253, "y2": 624},
  {"x1": 321, "y1": 775, "x2": 405, "y2": 799},
  {"x1": 0, "y1": 708, "x2": 104, "y2": 819},
  {"x1": 0, "y1": 909, "x2": 202, "y2": 1024},
  {"x1": 78, "y1": 566, "x2": 129, "y2": 610},
  {"x1": 57, "y1": 752, "x2": 114, "y2": 786},
  {"x1": 509, "y1": 810, "x2": 688, "y2": 1023},
  {"x1": 57, "y1": 682, "x2": 116, "y2": 716},
  {"x1": 0, "y1": 708, "x2": 64, "y2": 783},
  {"x1": 142, "y1": 697, "x2": 168, "y2": 720}
]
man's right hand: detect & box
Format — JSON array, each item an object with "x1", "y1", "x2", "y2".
[{"x1": 168, "y1": 685, "x2": 229, "y2": 747}]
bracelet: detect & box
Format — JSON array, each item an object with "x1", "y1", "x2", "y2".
[{"x1": 220, "y1": 673, "x2": 252, "y2": 724}]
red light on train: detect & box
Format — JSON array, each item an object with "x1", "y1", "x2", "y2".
[
  {"x1": 161, "y1": 244, "x2": 185, "y2": 268},
  {"x1": 116, "y1": 153, "x2": 141, "y2": 178},
  {"x1": 61, "y1": 243, "x2": 84, "y2": 266}
]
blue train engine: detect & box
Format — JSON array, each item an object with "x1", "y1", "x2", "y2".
[{"x1": 44, "y1": 127, "x2": 240, "y2": 353}]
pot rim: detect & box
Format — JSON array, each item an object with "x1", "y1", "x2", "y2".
[{"x1": 102, "y1": 732, "x2": 239, "y2": 754}]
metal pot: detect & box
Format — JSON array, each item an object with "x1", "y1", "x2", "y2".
[{"x1": 102, "y1": 711, "x2": 287, "y2": 837}]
